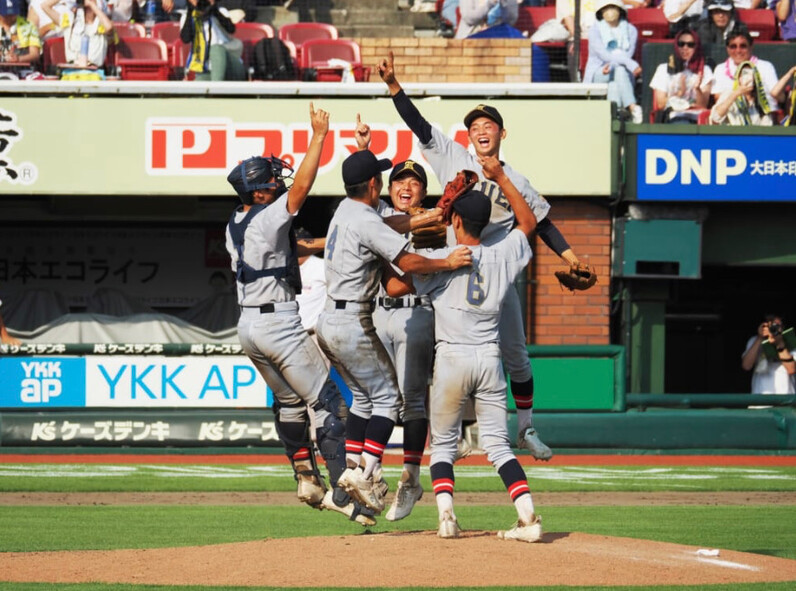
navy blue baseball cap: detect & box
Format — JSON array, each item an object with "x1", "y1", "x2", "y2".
[
  {"x1": 452, "y1": 189, "x2": 491, "y2": 225},
  {"x1": 0, "y1": 0, "x2": 20, "y2": 15},
  {"x1": 342, "y1": 150, "x2": 392, "y2": 186},
  {"x1": 389, "y1": 159, "x2": 428, "y2": 188}
]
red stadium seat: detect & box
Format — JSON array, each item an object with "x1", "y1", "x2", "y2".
[
  {"x1": 42, "y1": 36, "x2": 66, "y2": 76},
  {"x1": 627, "y1": 7, "x2": 669, "y2": 39},
  {"x1": 115, "y1": 37, "x2": 170, "y2": 81},
  {"x1": 152, "y1": 21, "x2": 181, "y2": 45},
  {"x1": 277, "y1": 22, "x2": 338, "y2": 63},
  {"x1": 233, "y1": 22, "x2": 275, "y2": 71},
  {"x1": 515, "y1": 6, "x2": 556, "y2": 37},
  {"x1": 736, "y1": 8, "x2": 777, "y2": 41},
  {"x1": 300, "y1": 38, "x2": 370, "y2": 82},
  {"x1": 113, "y1": 21, "x2": 146, "y2": 39}
]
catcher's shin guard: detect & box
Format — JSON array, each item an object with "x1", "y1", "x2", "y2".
[{"x1": 313, "y1": 379, "x2": 348, "y2": 487}]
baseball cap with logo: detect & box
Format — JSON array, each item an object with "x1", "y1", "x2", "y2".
[
  {"x1": 342, "y1": 150, "x2": 393, "y2": 186},
  {"x1": 388, "y1": 160, "x2": 428, "y2": 188},
  {"x1": 0, "y1": 0, "x2": 20, "y2": 15},
  {"x1": 463, "y1": 104, "x2": 504, "y2": 129},
  {"x1": 452, "y1": 189, "x2": 491, "y2": 226},
  {"x1": 707, "y1": 0, "x2": 733, "y2": 10}
]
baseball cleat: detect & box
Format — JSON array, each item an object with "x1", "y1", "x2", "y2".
[
  {"x1": 497, "y1": 514, "x2": 543, "y2": 543},
  {"x1": 372, "y1": 465, "x2": 390, "y2": 498},
  {"x1": 295, "y1": 469, "x2": 326, "y2": 507},
  {"x1": 321, "y1": 489, "x2": 377, "y2": 527},
  {"x1": 517, "y1": 427, "x2": 553, "y2": 461},
  {"x1": 385, "y1": 479, "x2": 423, "y2": 521},
  {"x1": 453, "y1": 437, "x2": 472, "y2": 462},
  {"x1": 437, "y1": 510, "x2": 461, "y2": 539},
  {"x1": 338, "y1": 467, "x2": 385, "y2": 514}
]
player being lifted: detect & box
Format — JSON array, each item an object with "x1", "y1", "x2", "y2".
[
  {"x1": 379, "y1": 51, "x2": 597, "y2": 461},
  {"x1": 384, "y1": 156, "x2": 544, "y2": 542}
]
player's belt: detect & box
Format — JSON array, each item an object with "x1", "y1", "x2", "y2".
[
  {"x1": 377, "y1": 296, "x2": 430, "y2": 309},
  {"x1": 240, "y1": 301, "x2": 298, "y2": 314},
  {"x1": 329, "y1": 299, "x2": 375, "y2": 312}
]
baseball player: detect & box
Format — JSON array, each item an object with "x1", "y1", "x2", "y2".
[
  {"x1": 315, "y1": 148, "x2": 472, "y2": 514},
  {"x1": 225, "y1": 103, "x2": 375, "y2": 527},
  {"x1": 385, "y1": 155, "x2": 543, "y2": 542},
  {"x1": 380, "y1": 51, "x2": 591, "y2": 461}
]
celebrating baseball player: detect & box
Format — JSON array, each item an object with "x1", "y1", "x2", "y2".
[
  {"x1": 350, "y1": 114, "x2": 442, "y2": 522},
  {"x1": 225, "y1": 103, "x2": 376, "y2": 527},
  {"x1": 315, "y1": 148, "x2": 472, "y2": 514},
  {"x1": 385, "y1": 155, "x2": 543, "y2": 542},
  {"x1": 379, "y1": 51, "x2": 598, "y2": 461}
]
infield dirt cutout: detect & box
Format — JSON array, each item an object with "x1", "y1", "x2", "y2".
[{"x1": 2, "y1": 491, "x2": 796, "y2": 587}]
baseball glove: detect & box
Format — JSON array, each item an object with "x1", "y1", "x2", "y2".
[
  {"x1": 407, "y1": 206, "x2": 448, "y2": 249},
  {"x1": 437, "y1": 169, "x2": 479, "y2": 224},
  {"x1": 555, "y1": 263, "x2": 598, "y2": 292}
]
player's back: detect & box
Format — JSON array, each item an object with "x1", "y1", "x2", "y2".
[{"x1": 418, "y1": 230, "x2": 532, "y2": 346}]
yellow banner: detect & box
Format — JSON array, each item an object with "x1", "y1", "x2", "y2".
[{"x1": 0, "y1": 97, "x2": 611, "y2": 197}]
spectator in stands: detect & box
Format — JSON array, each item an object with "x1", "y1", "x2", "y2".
[
  {"x1": 741, "y1": 314, "x2": 795, "y2": 395},
  {"x1": 179, "y1": 0, "x2": 246, "y2": 81},
  {"x1": 650, "y1": 28, "x2": 714, "y2": 122},
  {"x1": 584, "y1": 0, "x2": 643, "y2": 122},
  {"x1": 0, "y1": 298, "x2": 21, "y2": 346},
  {"x1": 662, "y1": 0, "x2": 704, "y2": 35},
  {"x1": 27, "y1": 0, "x2": 69, "y2": 40},
  {"x1": 456, "y1": 0, "x2": 518, "y2": 38},
  {"x1": 710, "y1": 59, "x2": 776, "y2": 123},
  {"x1": 711, "y1": 29, "x2": 781, "y2": 106},
  {"x1": 772, "y1": 64, "x2": 795, "y2": 124},
  {"x1": 556, "y1": 0, "x2": 597, "y2": 39},
  {"x1": 732, "y1": 0, "x2": 763, "y2": 7},
  {"x1": 41, "y1": 0, "x2": 113, "y2": 68},
  {"x1": 437, "y1": 0, "x2": 459, "y2": 37},
  {"x1": 0, "y1": 0, "x2": 42, "y2": 75},
  {"x1": 696, "y1": 0, "x2": 746, "y2": 52},
  {"x1": 776, "y1": 0, "x2": 796, "y2": 42}
]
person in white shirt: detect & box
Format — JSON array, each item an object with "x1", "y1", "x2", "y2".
[
  {"x1": 711, "y1": 29, "x2": 781, "y2": 107},
  {"x1": 741, "y1": 315, "x2": 796, "y2": 396}
]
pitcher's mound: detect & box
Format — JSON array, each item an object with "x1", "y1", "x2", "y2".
[{"x1": 2, "y1": 531, "x2": 796, "y2": 587}]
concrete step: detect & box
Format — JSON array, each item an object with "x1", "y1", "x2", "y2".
[
  {"x1": 328, "y1": 8, "x2": 413, "y2": 26},
  {"x1": 336, "y1": 24, "x2": 416, "y2": 38}
]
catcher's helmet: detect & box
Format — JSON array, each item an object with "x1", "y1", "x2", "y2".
[{"x1": 227, "y1": 156, "x2": 293, "y2": 205}]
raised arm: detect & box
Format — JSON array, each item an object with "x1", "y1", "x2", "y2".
[
  {"x1": 378, "y1": 51, "x2": 434, "y2": 144},
  {"x1": 393, "y1": 246, "x2": 472, "y2": 275},
  {"x1": 286, "y1": 102, "x2": 329, "y2": 215},
  {"x1": 771, "y1": 65, "x2": 796, "y2": 106}
]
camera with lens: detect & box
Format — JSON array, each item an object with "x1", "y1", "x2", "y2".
[
  {"x1": 196, "y1": 0, "x2": 211, "y2": 11},
  {"x1": 769, "y1": 321, "x2": 783, "y2": 337},
  {"x1": 76, "y1": 0, "x2": 84, "y2": 8}
]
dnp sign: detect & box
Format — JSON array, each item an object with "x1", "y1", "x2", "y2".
[{"x1": 637, "y1": 135, "x2": 796, "y2": 202}]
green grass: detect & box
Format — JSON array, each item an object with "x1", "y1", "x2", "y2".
[{"x1": 1, "y1": 464, "x2": 794, "y2": 493}]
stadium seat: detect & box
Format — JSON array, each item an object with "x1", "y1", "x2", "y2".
[
  {"x1": 299, "y1": 38, "x2": 370, "y2": 82},
  {"x1": 277, "y1": 22, "x2": 338, "y2": 63},
  {"x1": 736, "y1": 8, "x2": 777, "y2": 41},
  {"x1": 626, "y1": 7, "x2": 669, "y2": 39},
  {"x1": 515, "y1": 6, "x2": 555, "y2": 37},
  {"x1": 152, "y1": 22, "x2": 182, "y2": 71},
  {"x1": 232, "y1": 22, "x2": 275, "y2": 72},
  {"x1": 113, "y1": 21, "x2": 146, "y2": 38},
  {"x1": 115, "y1": 37, "x2": 170, "y2": 81},
  {"x1": 42, "y1": 36, "x2": 66, "y2": 76}
]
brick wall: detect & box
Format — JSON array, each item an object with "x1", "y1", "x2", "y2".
[
  {"x1": 355, "y1": 38, "x2": 532, "y2": 83},
  {"x1": 529, "y1": 199, "x2": 612, "y2": 345}
]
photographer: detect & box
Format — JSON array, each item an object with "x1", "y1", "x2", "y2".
[
  {"x1": 179, "y1": 0, "x2": 245, "y2": 81},
  {"x1": 41, "y1": 0, "x2": 114, "y2": 68},
  {"x1": 741, "y1": 314, "x2": 796, "y2": 395}
]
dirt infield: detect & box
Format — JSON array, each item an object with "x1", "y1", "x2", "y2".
[
  {"x1": 2, "y1": 491, "x2": 796, "y2": 587},
  {"x1": 2, "y1": 531, "x2": 796, "y2": 587}
]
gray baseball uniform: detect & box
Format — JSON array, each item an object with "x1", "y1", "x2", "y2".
[
  {"x1": 373, "y1": 202, "x2": 434, "y2": 428},
  {"x1": 419, "y1": 125, "x2": 547, "y2": 383},
  {"x1": 316, "y1": 197, "x2": 409, "y2": 424},
  {"x1": 226, "y1": 192, "x2": 331, "y2": 418},
  {"x1": 414, "y1": 229, "x2": 533, "y2": 467}
]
